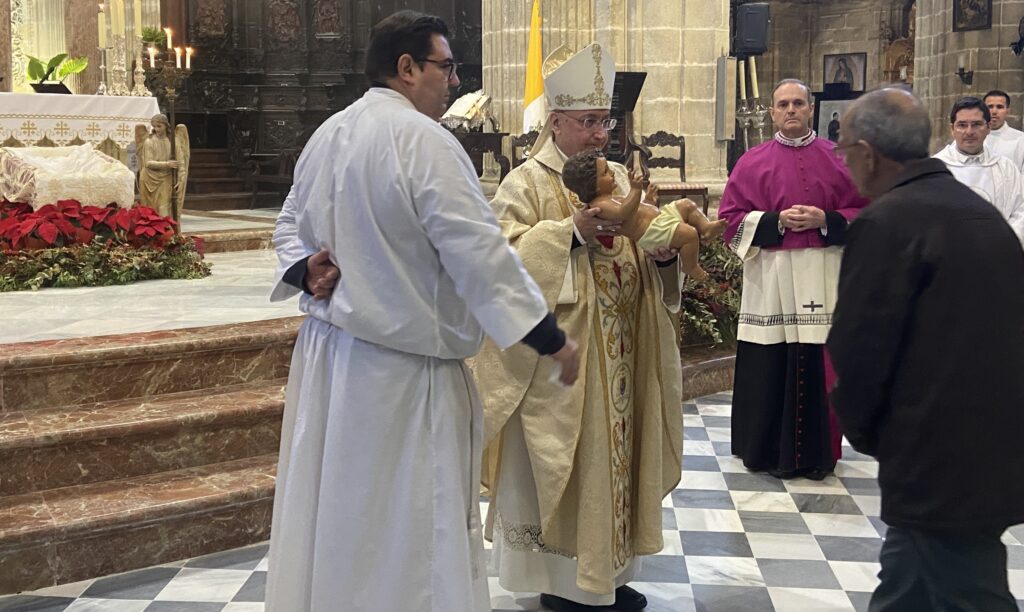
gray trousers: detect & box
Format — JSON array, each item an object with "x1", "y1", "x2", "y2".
[{"x1": 869, "y1": 525, "x2": 1017, "y2": 612}]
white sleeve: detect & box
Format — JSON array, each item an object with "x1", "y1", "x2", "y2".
[
  {"x1": 413, "y1": 130, "x2": 549, "y2": 349},
  {"x1": 269, "y1": 185, "x2": 316, "y2": 302}
]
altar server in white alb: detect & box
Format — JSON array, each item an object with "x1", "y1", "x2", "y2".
[
  {"x1": 265, "y1": 11, "x2": 579, "y2": 612},
  {"x1": 934, "y1": 96, "x2": 1024, "y2": 246},
  {"x1": 984, "y1": 89, "x2": 1024, "y2": 169}
]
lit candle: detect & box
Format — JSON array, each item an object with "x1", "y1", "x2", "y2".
[
  {"x1": 133, "y1": 0, "x2": 142, "y2": 35},
  {"x1": 112, "y1": 0, "x2": 124, "y2": 33},
  {"x1": 174, "y1": 46, "x2": 182, "y2": 69},
  {"x1": 185, "y1": 47, "x2": 193, "y2": 70},
  {"x1": 148, "y1": 46, "x2": 156, "y2": 68},
  {"x1": 738, "y1": 60, "x2": 747, "y2": 100},
  {"x1": 749, "y1": 55, "x2": 760, "y2": 99},
  {"x1": 164, "y1": 27, "x2": 172, "y2": 51},
  {"x1": 98, "y1": 7, "x2": 107, "y2": 48}
]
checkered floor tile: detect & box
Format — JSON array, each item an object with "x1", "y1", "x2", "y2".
[{"x1": 3, "y1": 393, "x2": 1023, "y2": 611}]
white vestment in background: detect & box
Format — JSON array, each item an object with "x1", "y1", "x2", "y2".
[
  {"x1": 985, "y1": 123, "x2": 1024, "y2": 170},
  {"x1": 935, "y1": 143, "x2": 1024, "y2": 246},
  {"x1": 267, "y1": 87, "x2": 549, "y2": 612}
]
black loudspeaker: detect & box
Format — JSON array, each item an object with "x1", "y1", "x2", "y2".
[{"x1": 734, "y1": 3, "x2": 770, "y2": 55}]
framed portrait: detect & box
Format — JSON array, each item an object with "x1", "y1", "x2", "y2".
[
  {"x1": 823, "y1": 53, "x2": 867, "y2": 92},
  {"x1": 813, "y1": 90, "x2": 861, "y2": 143},
  {"x1": 953, "y1": 0, "x2": 992, "y2": 32}
]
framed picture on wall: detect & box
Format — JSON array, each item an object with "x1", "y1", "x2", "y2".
[
  {"x1": 953, "y1": 0, "x2": 993, "y2": 32},
  {"x1": 823, "y1": 53, "x2": 867, "y2": 92},
  {"x1": 813, "y1": 90, "x2": 861, "y2": 143}
]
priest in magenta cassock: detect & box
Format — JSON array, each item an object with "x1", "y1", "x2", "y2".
[
  {"x1": 718, "y1": 79, "x2": 869, "y2": 479},
  {"x1": 265, "y1": 11, "x2": 579, "y2": 612}
]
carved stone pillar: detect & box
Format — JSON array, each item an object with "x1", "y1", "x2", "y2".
[{"x1": 0, "y1": 0, "x2": 11, "y2": 92}]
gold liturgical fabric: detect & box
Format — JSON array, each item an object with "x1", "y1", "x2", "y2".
[{"x1": 474, "y1": 137, "x2": 684, "y2": 595}]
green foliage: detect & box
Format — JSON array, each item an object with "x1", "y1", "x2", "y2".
[
  {"x1": 680, "y1": 239, "x2": 743, "y2": 348},
  {"x1": 0, "y1": 236, "x2": 211, "y2": 292},
  {"x1": 141, "y1": 27, "x2": 166, "y2": 46},
  {"x1": 26, "y1": 53, "x2": 88, "y2": 83}
]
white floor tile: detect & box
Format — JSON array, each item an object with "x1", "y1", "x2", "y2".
[
  {"x1": 678, "y1": 471, "x2": 728, "y2": 491},
  {"x1": 657, "y1": 530, "x2": 684, "y2": 556},
  {"x1": 768, "y1": 587, "x2": 856, "y2": 611},
  {"x1": 706, "y1": 427, "x2": 731, "y2": 442},
  {"x1": 828, "y1": 561, "x2": 881, "y2": 592},
  {"x1": 681, "y1": 441, "x2": 716, "y2": 456},
  {"x1": 64, "y1": 600, "x2": 151, "y2": 612},
  {"x1": 637, "y1": 582, "x2": 696, "y2": 612},
  {"x1": 851, "y1": 495, "x2": 881, "y2": 517},
  {"x1": 747, "y1": 533, "x2": 826, "y2": 560},
  {"x1": 153, "y1": 568, "x2": 252, "y2": 602},
  {"x1": 802, "y1": 513, "x2": 879, "y2": 538},
  {"x1": 685, "y1": 555, "x2": 765, "y2": 586},
  {"x1": 730, "y1": 491, "x2": 800, "y2": 513},
  {"x1": 716, "y1": 456, "x2": 749, "y2": 473},
  {"x1": 221, "y1": 603, "x2": 266, "y2": 612},
  {"x1": 674, "y1": 508, "x2": 744, "y2": 533},
  {"x1": 783, "y1": 475, "x2": 849, "y2": 495},
  {"x1": 28, "y1": 578, "x2": 96, "y2": 599}
]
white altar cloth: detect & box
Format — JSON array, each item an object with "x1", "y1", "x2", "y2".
[
  {"x1": 0, "y1": 145, "x2": 136, "y2": 209},
  {"x1": 0, "y1": 93, "x2": 160, "y2": 148}
]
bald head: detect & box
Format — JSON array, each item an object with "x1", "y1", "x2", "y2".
[{"x1": 843, "y1": 88, "x2": 931, "y2": 162}]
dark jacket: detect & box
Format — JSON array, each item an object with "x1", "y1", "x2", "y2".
[{"x1": 827, "y1": 158, "x2": 1024, "y2": 533}]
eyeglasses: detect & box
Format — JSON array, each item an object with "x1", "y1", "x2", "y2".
[
  {"x1": 419, "y1": 58, "x2": 460, "y2": 80},
  {"x1": 953, "y1": 121, "x2": 987, "y2": 132},
  {"x1": 556, "y1": 112, "x2": 617, "y2": 131}
]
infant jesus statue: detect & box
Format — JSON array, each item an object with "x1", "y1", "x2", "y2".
[{"x1": 562, "y1": 149, "x2": 726, "y2": 280}]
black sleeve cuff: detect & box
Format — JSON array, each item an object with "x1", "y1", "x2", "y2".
[
  {"x1": 750, "y1": 211, "x2": 784, "y2": 247},
  {"x1": 823, "y1": 211, "x2": 850, "y2": 246},
  {"x1": 520, "y1": 312, "x2": 565, "y2": 355},
  {"x1": 571, "y1": 232, "x2": 584, "y2": 250},
  {"x1": 283, "y1": 256, "x2": 313, "y2": 295},
  {"x1": 655, "y1": 255, "x2": 679, "y2": 268}
]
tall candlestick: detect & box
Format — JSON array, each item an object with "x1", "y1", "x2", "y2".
[
  {"x1": 98, "y1": 8, "x2": 107, "y2": 48},
  {"x1": 185, "y1": 47, "x2": 193, "y2": 70},
  {"x1": 148, "y1": 46, "x2": 156, "y2": 68},
  {"x1": 738, "y1": 60, "x2": 747, "y2": 100},
  {"x1": 164, "y1": 27, "x2": 172, "y2": 51},
  {"x1": 174, "y1": 46, "x2": 182, "y2": 69},
  {"x1": 749, "y1": 55, "x2": 760, "y2": 99},
  {"x1": 133, "y1": 0, "x2": 142, "y2": 34},
  {"x1": 112, "y1": 0, "x2": 124, "y2": 32}
]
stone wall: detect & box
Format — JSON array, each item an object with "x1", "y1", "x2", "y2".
[
  {"x1": 0, "y1": 0, "x2": 10, "y2": 92},
  {"x1": 915, "y1": 0, "x2": 1024, "y2": 151},
  {"x1": 483, "y1": 0, "x2": 731, "y2": 185}
]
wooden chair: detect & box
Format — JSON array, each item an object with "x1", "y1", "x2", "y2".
[
  {"x1": 247, "y1": 149, "x2": 298, "y2": 209},
  {"x1": 509, "y1": 131, "x2": 540, "y2": 171},
  {"x1": 640, "y1": 131, "x2": 710, "y2": 214}
]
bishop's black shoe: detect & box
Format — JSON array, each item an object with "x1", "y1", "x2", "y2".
[
  {"x1": 539, "y1": 593, "x2": 603, "y2": 612},
  {"x1": 611, "y1": 584, "x2": 648, "y2": 611}
]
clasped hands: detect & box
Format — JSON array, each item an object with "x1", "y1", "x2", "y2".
[{"x1": 779, "y1": 205, "x2": 826, "y2": 232}]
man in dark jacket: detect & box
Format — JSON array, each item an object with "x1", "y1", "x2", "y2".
[{"x1": 828, "y1": 86, "x2": 1024, "y2": 611}]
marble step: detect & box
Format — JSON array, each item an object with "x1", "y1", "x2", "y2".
[
  {"x1": 189, "y1": 227, "x2": 275, "y2": 253},
  {"x1": 0, "y1": 454, "x2": 276, "y2": 594},
  {"x1": 0, "y1": 381, "x2": 285, "y2": 497},
  {"x1": 189, "y1": 162, "x2": 241, "y2": 179},
  {"x1": 0, "y1": 318, "x2": 302, "y2": 413},
  {"x1": 190, "y1": 148, "x2": 231, "y2": 165},
  {"x1": 187, "y1": 177, "x2": 248, "y2": 194},
  {"x1": 680, "y1": 345, "x2": 736, "y2": 402}
]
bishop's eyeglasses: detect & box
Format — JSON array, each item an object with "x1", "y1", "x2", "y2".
[{"x1": 556, "y1": 112, "x2": 618, "y2": 131}]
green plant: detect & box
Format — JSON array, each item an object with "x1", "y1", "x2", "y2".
[
  {"x1": 141, "y1": 27, "x2": 167, "y2": 46},
  {"x1": 26, "y1": 53, "x2": 89, "y2": 83},
  {"x1": 679, "y1": 239, "x2": 743, "y2": 348}
]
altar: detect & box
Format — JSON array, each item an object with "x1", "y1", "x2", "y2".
[{"x1": 0, "y1": 93, "x2": 160, "y2": 163}]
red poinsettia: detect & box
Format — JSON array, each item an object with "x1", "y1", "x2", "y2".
[{"x1": 0, "y1": 199, "x2": 178, "y2": 252}]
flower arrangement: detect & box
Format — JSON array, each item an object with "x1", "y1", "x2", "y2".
[
  {"x1": 680, "y1": 239, "x2": 743, "y2": 348},
  {"x1": 0, "y1": 199, "x2": 209, "y2": 291}
]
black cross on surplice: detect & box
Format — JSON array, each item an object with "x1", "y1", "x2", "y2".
[{"x1": 803, "y1": 301, "x2": 823, "y2": 312}]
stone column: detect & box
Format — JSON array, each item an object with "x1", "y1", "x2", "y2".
[
  {"x1": 483, "y1": 0, "x2": 730, "y2": 186},
  {"x1": 915, "y1": 0, "x2": 1024, "y2": 151}
]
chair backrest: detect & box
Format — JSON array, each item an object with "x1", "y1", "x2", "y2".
[
  {"x1": 509, "y1": 131, "x2": 539, "y2": 169},
  {"x1": 641, "y1": 130, "x2": 686, "y2": 182}
]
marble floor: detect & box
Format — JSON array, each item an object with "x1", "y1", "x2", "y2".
[
  {"x1": 3, "y1": 393, "x2": 1022, "y2": 612},
  {"x1": 179, "y1": 209, "x2": 281, "y2": 234},
  {"x1": 0, "y1": 249, "x2": 302, "y2": 344}
]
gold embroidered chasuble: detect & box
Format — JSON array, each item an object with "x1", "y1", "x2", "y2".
[{"x1": 474, "y1": 140, "x2": 684, "y2": 595}]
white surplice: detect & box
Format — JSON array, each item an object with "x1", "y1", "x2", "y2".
[
  {"x1": 934, "y1": 143, "x2": 1024, "y2": 246},
  {"x1": 267, "y1": 87, "x2": 549, "y2": 612},
  {"x1": 985, "y1": 123, "x2": 1024, "y2": 171}
]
